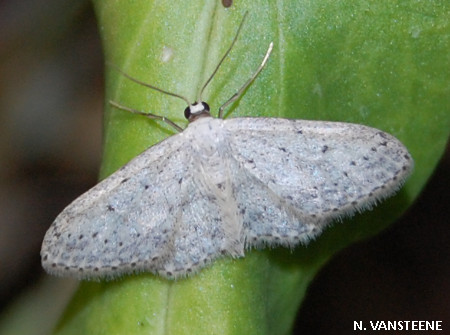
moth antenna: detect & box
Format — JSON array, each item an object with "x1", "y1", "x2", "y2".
[{"x1": 197, "y1": 11, "x2": 249, "y2": 103}]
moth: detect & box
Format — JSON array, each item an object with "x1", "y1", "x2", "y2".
[{"x1": 41, "y1": 14, "x2": 413, "y2": 280}]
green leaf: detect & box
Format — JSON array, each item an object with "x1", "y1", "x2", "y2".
[{"x1": 53, "y1": 1, "x2": 449, "y2": 334}]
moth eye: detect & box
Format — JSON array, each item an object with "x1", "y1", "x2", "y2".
[
  {"x1": 184, "y1": 106, "x2": 191, "y2": 120},
  {"x1": 201, "y1": 102, "x2": 210, "y2": 112}
]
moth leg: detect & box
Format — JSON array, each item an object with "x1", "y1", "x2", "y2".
[
  {"x1": 109, "y1": 100, "x2": 183, "y2": 133},
  {"x1": 218, "y1": 42, "x2": 273, "y2": 119}
]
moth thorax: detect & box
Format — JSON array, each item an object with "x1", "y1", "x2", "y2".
[{"x1": 184, "y1": 102, "x2": 211, "y2": 122}]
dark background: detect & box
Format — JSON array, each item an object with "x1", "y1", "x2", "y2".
[{"x1": 0, "y1": 1, "x2": 448, "y2": 333}]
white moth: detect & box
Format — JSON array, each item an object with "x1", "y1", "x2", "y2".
[{"x1": 41, "y1": 15, "x2": 413, "y2": 280}]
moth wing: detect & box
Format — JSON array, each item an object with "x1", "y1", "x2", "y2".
[
  {"x1": 41, "y1": 133, "x2": 193, "y2": 279},
  {"x1": 155, "y1": 158, "x2": 247, "y2": 278},
  {"x1": 41, "y1": 130, "x2": 249, "y2": 279},
  {"x1": 224, "y1": 117, "x2": 413, "y2": 245}
]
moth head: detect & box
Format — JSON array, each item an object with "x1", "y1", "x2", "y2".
[{"x1": 184, "y1": 102, "x2": 211, "y2": 122}]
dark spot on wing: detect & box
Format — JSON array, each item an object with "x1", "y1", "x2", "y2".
[{"x1": 377, "y1": 131, "x2": 389, "y2": 139}]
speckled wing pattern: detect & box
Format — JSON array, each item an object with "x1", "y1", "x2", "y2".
[
  {"x1": 41, "y1": 116, "x2": 413, "y2": 279},
  {"x1": 225, "y1": 117, "x2": 413, "y2": 247}
]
